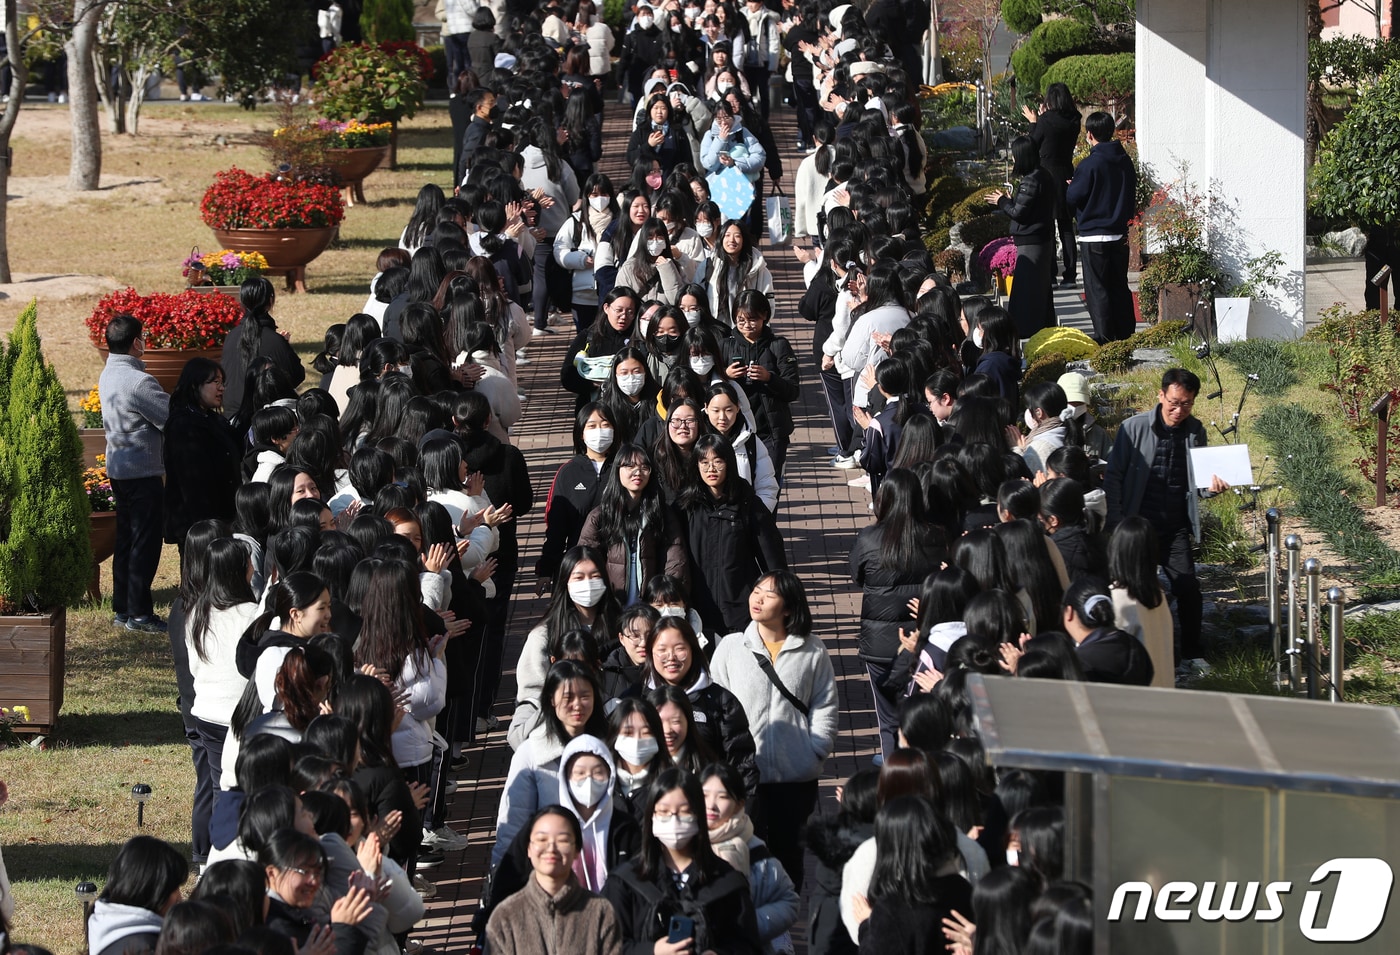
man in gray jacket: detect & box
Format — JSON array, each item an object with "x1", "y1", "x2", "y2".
[
  {"x1": 98, "y1": 313, "x2": 170, "y2": 632},
  {"x1": 1103, "y1": 368, "x2": 1228, "y2": 675}
]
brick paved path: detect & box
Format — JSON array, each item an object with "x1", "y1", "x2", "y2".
[{"x1": 416, "y1": 99, "x2": 882, "y2": 952}]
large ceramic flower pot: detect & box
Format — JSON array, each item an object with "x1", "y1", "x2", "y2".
[
  {"x1": 326, "y1": 146, "x2": 390, "y2": 207},
  {"x1": 0, "y1": 606, "x2": 66, "y2": 732},
  {"x1": 95, "y1": 347, "x2": 224, "y2": 393},
  {"x1": 211, "y1": 226, "x2": 338, "y2": 293}
]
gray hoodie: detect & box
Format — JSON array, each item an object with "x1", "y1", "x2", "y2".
[{"x1": 88, "y1": 901, "x2": 163, "y2": 955}]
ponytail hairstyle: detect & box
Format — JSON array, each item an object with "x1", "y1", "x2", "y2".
[
  {"x1": 237, "y1": 277, "x2": 276, "y2": 376},
  {"x1": 1023, "y1": 382, "x2": 1083, "y2": 447},
  {"x1": 239, "y1": 572, "x2": 330, "y2": 652},
  {"x1": 475, "y1": 200, "x2": 508, "y2": 257},
  {"x1": 1062, "y1": 577, "x2": 1116, "y2": 630},
  {"x1": 875, "y1": 353, "x2": 921, "y2": 426},
  {"x1": 274, "y1": 644, "x2": 336, "y2": 732}
]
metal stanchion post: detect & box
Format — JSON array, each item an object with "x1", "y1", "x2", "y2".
[
  {"x1": 1304, "y1": 558, "x2": 1322, "y2": 700},
  {"x1": 1327, "y1": 587, "x2": 1346, "y2": 703},
  {"x1": 1266, "y1": 508, "x2": 1281, "y2": 686},
  {"x1": 1284, "y1": 535, "x2": 1302, "y2": 693}
]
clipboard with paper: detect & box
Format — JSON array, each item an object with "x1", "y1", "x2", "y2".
[{"x1": 1187, "y1": 445, "x2": 1254, "y2": 490}]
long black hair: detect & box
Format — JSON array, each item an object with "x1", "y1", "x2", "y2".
[
  {"x1": 403, "y1": 183, "x2": 447, "y2": 250},
  {"x1": 98, "y1": 836, "x2": 189, "y2": 911},
  {"x1": 681, "y1": 432, "x2": 748, "y2": 508},
  {"x1": 187, "y1": 532, "x2": 256, "y2": 664},
  {"x1": 539, "y1": 659, "x2": 609, "y2": 743},
  {"x1": 544, "y1": 546, "x2": 622, "y2": 649},
  {"x1": 590, "y1": 443, "x2": 668, "y2": 558},
  {"x1": 335, "y1": 672, "x2": 399, "y2": 768},
  {"x1": 1108, "y1": 516, "x2": 1164, "y2": 609},
  {"x1": 994, "y1": 519, "x2": 1065, "y2": 634},
  {"x1": 170, "y1": 357, "x2": 225, "y2": 412},
  {"x1": 868, "y1": 795, "x2": 960, "y2": 905},
  {"x1": 874, "y1": 468, "x2": 944, "y2": 576},
  {"x1": 236, "y1": 277, "x2": 276, "y2": 378}
]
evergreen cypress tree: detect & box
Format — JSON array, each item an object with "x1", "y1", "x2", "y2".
[{"x1": 0, "y1": 301, "x2": 91, "y2": 612}]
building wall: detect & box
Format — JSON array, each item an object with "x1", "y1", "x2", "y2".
[{"x1": 1137, "y1": 0, "x2": 1307, "y2": 338}]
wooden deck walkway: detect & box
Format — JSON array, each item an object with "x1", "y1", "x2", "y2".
[{"x1": 415, "y1": 97, "x2": 882, "y2": 951}]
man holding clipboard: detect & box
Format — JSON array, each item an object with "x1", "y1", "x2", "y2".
[{"x1": 1103, "y1": 369, "x2": 1231, "y2": 677}]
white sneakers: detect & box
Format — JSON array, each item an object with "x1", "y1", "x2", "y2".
[{"x1": 421, "y1": 825, "x2": 468, "y2": 852}]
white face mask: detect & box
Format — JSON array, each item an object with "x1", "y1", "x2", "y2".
[
  {"x1": 690, "y1": 355, "x2": 715, "y2": 375},
  {"x1": 394, "y1": 363, "x2": 412, "y2": 376},
  {"x1": 589, "y1": 195, "x2": 611, "y2": 211},
  {"x1": 569, "y1": 775, "x2": 611, "y2": 808},
  {"x1": 567, "y1": 578, "x2": 608, "y2": 607},
  {"x1": 695, "y1": 221, "x2": 713, "y2": 238},
  {"x1": 1006, "y1": 848, "x2": 1019, "y2": 867},
  {"x1": 638, "y1": 15, "x2": 654, "y2": 28},
  {"x1": 671, "y1": 23, "x2": 682, "y2": 32},
  {"x1": 652, "y1": 814, "x2": 700, "y2": 849},
  {"x1": 657, "y1": 604, "x2": 686, "y2": 617},
  {"x1": 583, "y1": 427, "x2": 615, "y2": 453},
  {"x1": 617, "y1": 372, "x2": 646, "y2": 396},
  {"x1": 638, "y1": 316, "x2": 653, "y2": 338},
  {"x1": 972, "y1": 327, "x2": 984, "y2": 348},
  {"x1": 717, "y1": 81, "x2": 733, "y2": 93},
  {"x1": 1024, "y1": 409, "x2": 1037, "y2": 430},
  {"x1": 614, "y1": 735, "x2": 660, "y2": 767},
  {"x1": 685, "y1": 5, "x2": 700, "y2": 17},
  {"x1": 683, "y1": 308, "x2": 702, "y2": 327},
  {"x1": 647, "y1": 239, "x2": 667, "y2": 256},
  {"x1": 1069, "y1": 403, "x2": 1088, "y2": 420}
]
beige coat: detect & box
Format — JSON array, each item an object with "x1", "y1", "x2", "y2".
[{"x1": 1113, "y1": 586, "x2": 1174, "y2": 689}]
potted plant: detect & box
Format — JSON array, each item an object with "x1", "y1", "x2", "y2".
[
  {"x1": 979, "y1": 237, "x2": 1019, "y2": 299},
  {"x1": 86, "y1": 287, "x2": 244, "y2": 392},
  {"x1": 1214, "y1": 250, "x2": 1285, "y2": 343},
  {"x1": 1134, "y1": 175, "x2": 1228, "y2": 335},
  {"x1": 84, "y1": 454, "x2": 116, "y2": 602},
  {"x1": 200, "y1": 167, "x2": 346, "y2": 293},
  {"x1": 0, "y1": 302, "x2": 93, "y2": 733},
  {"x1": 77, "y1": 386, "x2": 105, "y2": 468},
  {"x1": 183, "y1": 248, "x2": 268, "y2": 295},
  {"x1": 313, "y1": 42, "x2": 427, "y2": 169},
  {"x1": 276, "y1": 119, "x2": 394, "y2": 206}
]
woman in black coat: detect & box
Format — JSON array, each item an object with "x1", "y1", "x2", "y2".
[
  {"x1": 987, "y1": 135, "x2": 1058, "y2": 339},
  {"x1": 680, "y1": 434, "x2": 786, "y2": 634},
  {"x1": 1024, "y1": 82, "x2": 1082, "y2": 285},
  {"x1": 602, "y1": 768, "x2": 763, "y2": 955},
  {"x1": 536, "y1": 401, "x2": 622, "y2": 588},
  {"x1": 220, "y1": 277, "x2": 306, "y2": 422},
  {"x1": 850, "y1": 470, "x2": 947, "y2": 762},
  {"x1": 164, "y1": 358, "x2": 242, "y2": 548}
]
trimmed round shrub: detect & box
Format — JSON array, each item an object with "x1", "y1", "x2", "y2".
[
  {"x1": 1041, "y1": 52, "x2": 1135, "y2": 104},
  {"x1": 1002, "y1": 0, "x2": 1044, "y2": 34},
  {"x1": 1024, "y1": 352, "x2": 1069, "y2": 390},
  {"x1": 1024, "y1": 326, "x2": 1099, "y2": 363}
]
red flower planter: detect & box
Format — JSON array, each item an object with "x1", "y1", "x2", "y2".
[{"x1": 95, "y1": 346, "x2": 225, "y2": 393}]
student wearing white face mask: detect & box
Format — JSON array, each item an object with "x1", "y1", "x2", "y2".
[
  {"x1": 597, "y1": 345, "x2": 661, "y2": 436},
  {"x1": 615, "y1": 218, "x2": 687, "y2": 305},
  {"x1": 602, "y1": 768, "x2": 763, "y2": 955},
  {"x1": 537, "y1": 403, "x2": 620, "y2": 592},
  {"x1": 511, "y1": 547, "x2": 623, "y2": 751},
  {"x1": 607, "y1": 696, "x2": 673, "y2": 823},
  {"x1": 556, "y1": 173, "x2": 622, "y2": 333}
]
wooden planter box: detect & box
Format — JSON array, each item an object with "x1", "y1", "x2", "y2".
[
  {"x1": 0, "y1": 607, "x2": 67, "y2": 733},
  {"x1": 78, "y1": 427, "x2": 105, "y2": 469},
  {"x1": 1158, "y1": 282, "x2": 1215, "y2": 339}
]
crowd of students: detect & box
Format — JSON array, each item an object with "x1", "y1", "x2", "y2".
[{"x1": 0, "y1": 3, "x2": 1221, "y2": 955}]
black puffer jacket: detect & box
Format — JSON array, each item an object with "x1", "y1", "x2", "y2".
[
  {"x1": 1077, "y1": 627, "x2": 1155, "y2": 686},
  {"x1": 265, "y1": 896, "x2": 367, "y2": 955},
  {"x1": 162, "y1": 401, "x2": 241, "y2": 544},
  {"x1": 683, "y1": 484, "x2": 787, "y2": 634},
  {"x1": 1051, "y1": 523, "x2": 1107, "y2": 584},
  {"x1": 849, "y1": 523, "x2": 946, "y2": 665},
  {"x1": 536, "y1": 454, "x2": 605, "y2": 583},
  {"x1": 996, "y1": 167, "x2": 1056, "y2": 246},
  {"x1": 688, "y1": 675, "x2": 761, "y2": 798},
  {"x1": 804, "y1": 814, "x2": 872, "y2": 955},
  {"x1": 602, "y1": 857, "x2": 763, "y2": 955}
]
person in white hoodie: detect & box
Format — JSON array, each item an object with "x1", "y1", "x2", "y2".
[
  {"x1": 453, "y1": 322, "x2": 521, "y2": 440},
  {"x1": 839, "y1": 261, "x2": 911, "y2": 411},
  {"x1": 518, "y1": 118, "x2": 582, "y2": 334},
  {"x1": 708, "y1": 571, "x2": 838, "y2": 893},
  {"x1": 555, "y1": 175, "x2": 618, "y2": 331},
  {"x1": 87, "y1": 836, "x2": 187, "y2": 955},
  {"x1": 436, "y1": 0, "x2": 479, "y2": 81},
  {"x1": 493, "y1": 662, "x2": 610, "y2": 867}
]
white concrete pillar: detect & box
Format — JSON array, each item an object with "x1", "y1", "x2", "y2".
[{"x1": 1137, "y1": 0, "x2": 1307, "y2": 338}]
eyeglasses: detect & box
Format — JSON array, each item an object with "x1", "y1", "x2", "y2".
[
  {"x1": 653, "y1": 810, "x2": 697, "y2": 823},
  {"x1": 620, "y1": 462, "x2": 652, "y2": 473},
  {"x1": 620, "y1": 628, "x2": 650, "y2": 644},
  {"x1": 699, "y1": 460, "x2": 725, "y2": 472},
  {"x1": 285, "y1": 867, "x2": 323, "y2": 881},
  {"x1": 734, "y1": 315, "x2": 763, "y2": 326},
  {"x1": 669, "y1": 418, "x2": 697, "y2": 430}
]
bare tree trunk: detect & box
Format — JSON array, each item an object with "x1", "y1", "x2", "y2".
[
  {"x1": 96, "y1": 52, "x2": 123, "y2": 134},
  {"x1": 124, "y1": 66, "x2": 149, "y2": 135},
  {"x1": 66, "y1": 0, "x2": 103, "y2": 190},
  {"x1": 0, "y1": 0, "x2": 29, "y2": 282}
]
